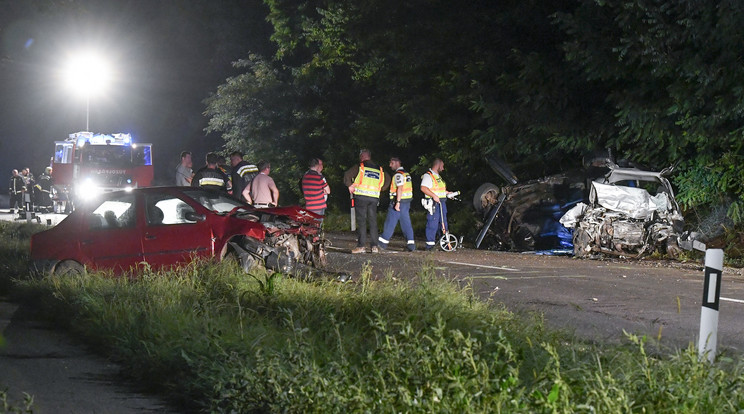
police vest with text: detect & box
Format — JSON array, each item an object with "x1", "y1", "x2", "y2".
[
  {"x1": 423, "y1": 171, "x2": 447, "y2": 198},
  {"x1": 390, "y1": 169, "x2": 413, "y2": 201},
  {"x1": 353, "y1": 163, "x2": 384, "y2": 198}
]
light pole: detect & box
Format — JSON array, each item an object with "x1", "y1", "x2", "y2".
[{"x1": 63, "y1": 52, "x2": 111, "y2": 132}]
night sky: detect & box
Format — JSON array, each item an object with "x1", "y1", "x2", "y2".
[{"x1": 0, "y1": 0, "x2": 273, "y2": 186}]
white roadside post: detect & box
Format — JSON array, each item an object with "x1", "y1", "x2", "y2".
[{"x1": 698, "y1": 248, "x2": 724, "y2": 363}]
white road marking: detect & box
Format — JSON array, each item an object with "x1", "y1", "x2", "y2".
[
  {"x1": 441, "y1": 261, "x2": 520, "y2": 272},
  {"x1": 721, "y1": 297, "x2": 744, "y2": 304}
]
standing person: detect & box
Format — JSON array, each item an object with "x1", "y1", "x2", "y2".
[
  {"x1": 301, "y1": 158, "x2": 330, "y2": 215},
  {"x1": 344, "y1": 149, "x2": 386, "y2": 254},
  {"x1": 175, "y1": 151, "x2": 193, "y2": 186},
  {"x1": 191, "y1": 152, "x2": 229, "y2": 192},
  {"x1": 8, "y1": 169, "x2": 24, "y2": 213},
  {"x1": 243, "y1": 160, "x2": 279, "y2": 208},
  {"x1": 378, "y1": 157, "x2": 415, "y2": 251},
  {"x1": 420, "y1": 158, "x2": 453, "y2": 251},
  {"x1": 35, "y1": 167, "x2": 54, "y2": 212},
  {"x1": 229, "y1": 151, "x2": 258, "y2": 203}
]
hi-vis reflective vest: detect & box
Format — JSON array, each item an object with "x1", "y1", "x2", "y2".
[
  {"x1": 354, "y1": 163, "x2": 384, "y2": 198},
  {"x1": 390, "y1": 168, "x2": 413, "y2": 200},
  {"x1": 423, "y1": 170, "x2": 447, "y2": 198}
]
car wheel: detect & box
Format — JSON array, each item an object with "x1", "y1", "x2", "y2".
[
  {"x1": 54, "y1": 260, "x2": 85, "y2": 277},
  {"x1": 573, "y1": 227, "x2": 594, "y2": 258},
  {"x1": 473, "y1": 183, "x2": 500, "y2": 214},
  {"x1": 225, "y1": 247, "x2": 257, "y2": 273}
]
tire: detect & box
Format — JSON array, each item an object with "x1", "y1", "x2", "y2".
[
  {"x1": 224, "y1": 247, "x2": 257, "y2": 273},
  {"x1": 473, "y1": 183, "x2": 500, "y2": 214},
  {"x1": 54, "y1": 260, "x2": 85, "y2": 277},
  {"x1": 572, "y1": 227, "x2": 594, "y2": 258}
]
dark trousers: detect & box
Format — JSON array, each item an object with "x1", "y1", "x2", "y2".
[
  {"x1": 355, "y1": 195, "x2": 379, "y2": 247},
  {"x1": 9, "y1": 193, "x2": 22, "y2": 210}
]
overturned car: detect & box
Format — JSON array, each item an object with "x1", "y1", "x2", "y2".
[{"x1": 560, "y1": 165, "x2": 684, "y2": 258}]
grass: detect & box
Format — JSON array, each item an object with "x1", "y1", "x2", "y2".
[{"x1": 2, "y1": 221, "x2": 744, "y2": 412}]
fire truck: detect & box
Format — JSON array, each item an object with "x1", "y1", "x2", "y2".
[{"x1": 52, "y1": 131, "x2": 153, "y2": 212}]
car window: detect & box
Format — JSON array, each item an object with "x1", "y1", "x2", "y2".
[
  {"x1": 180, "y1": 188, "x2": 244, "y2": 213},
  {"x1": 145, "y1": 194, "x2": 197, "y2": 226},
  {"x1": 89, "y1": 194, "x2": 136, "y2": 230}
]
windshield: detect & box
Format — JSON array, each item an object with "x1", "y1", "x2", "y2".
[
  {"x1": 181, "y1": 188, "x2": 245, "y2": 213},
  {"x1": 80, "y1": 146, "x2": 132, "y2": 168}
]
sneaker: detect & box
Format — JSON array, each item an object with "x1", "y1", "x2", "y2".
[
  {"x1": 371, "y1": 246, "x2": 379, "y2": 253},
  {"x1": 351, "y1": 246, "x2": 366, "y2": 254}
]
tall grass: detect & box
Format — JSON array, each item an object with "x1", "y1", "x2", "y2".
[
  {"x1": 3, "y1": 221, "x2": 744, "y2": 412},
  {"x1": 8, "y1": 259, "x2": 744, "y2": 413}
]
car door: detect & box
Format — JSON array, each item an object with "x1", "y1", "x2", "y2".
[
  {"x1": 141, "y1": 192, "x2": 213, "y2": 268},
  {"x1": 78, "y1": 192, "x2": 143, "y2": 271}
]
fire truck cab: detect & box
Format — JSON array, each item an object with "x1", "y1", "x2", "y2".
[{"x1": 52, "y1": 131, "x2": 153, "y2": 212}]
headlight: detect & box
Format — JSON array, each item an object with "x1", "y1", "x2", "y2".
[{"x1": 76, "y1": 178, "x2": 101, "y2": 200}]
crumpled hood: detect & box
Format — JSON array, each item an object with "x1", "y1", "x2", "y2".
[{"x1": 591, "y1": 182, "x2": 671, "y2": 220}]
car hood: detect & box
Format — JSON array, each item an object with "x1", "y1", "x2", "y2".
[{"x1": 590, "y1": 182, "x2": 675, "y2": 220}]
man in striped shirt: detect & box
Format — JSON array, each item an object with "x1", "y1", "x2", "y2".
[{"x1": 301, "y1": 158, "x2": 330, "y2": 215}]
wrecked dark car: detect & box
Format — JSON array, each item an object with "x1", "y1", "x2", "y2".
[
  {"x1": 474, "y1": 173, "x2": 586, "y2": 251},
  {"x1": 560, "y1": 165, "x2": 684, "y2": 258},
  {"x1": 31, "y1": 187, "x2": 326, "y2": 276}
]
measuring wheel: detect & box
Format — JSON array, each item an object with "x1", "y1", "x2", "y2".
[{"x1": 439, "y1": 232, "x2": 460, "y2": 251}]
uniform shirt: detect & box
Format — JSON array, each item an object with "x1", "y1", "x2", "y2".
[
  {"x1": 175, "y1": 164, "x2": 192, "y2": 186},
  {"x1": 420, "y1": 169, "x2": 447, "y2": 198},
  {"x1": 302, "y1": 169, "x2": 328, "y2": 211},
  {"x1": 191, "y1": 166, "x2": 229, "y2": 192},
  {"x1": 231, "y1": 161, "x2": 258, "y2": 201},
  {"x1": 249, "y1": 172, "x2": 278, "y2": 205}
]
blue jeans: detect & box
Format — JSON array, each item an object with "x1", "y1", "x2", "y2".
[
  {"x1": 425, "y1": 200, "x2": 447, "y2": 249},
  {"x1": 378, "y1": 200, "x2": 415, "y2": 250}
]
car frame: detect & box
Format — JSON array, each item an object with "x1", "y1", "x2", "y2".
[
  {"x1": 31, "y1": 187, "x2": 326, "y2": 276},
  {"x1": 561, "y1": 164, "x2": 684, "y2": 258}
]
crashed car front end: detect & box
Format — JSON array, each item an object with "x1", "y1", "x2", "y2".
[
  {"x1": 222, "y1": 206, "x2": 326, "y2": 276},
  {"x1": 561, "y1": 166, "x2": 684, "y2": 258}
]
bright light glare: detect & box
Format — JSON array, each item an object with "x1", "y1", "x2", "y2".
[{"x1": 63, "y1": 52, "x2": 111, "y2": 97}]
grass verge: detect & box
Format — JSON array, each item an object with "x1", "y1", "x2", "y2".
[{"x1": 2, "y1": 222, "x2": 744, "y2": 412}]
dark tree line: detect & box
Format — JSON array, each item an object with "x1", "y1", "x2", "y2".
[{"x1": 205, "y1": 0, "x2": 744, "y2": 223}]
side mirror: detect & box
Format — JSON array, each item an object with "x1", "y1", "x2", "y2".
[{"x1": 184, "y1": 211, "x2": 206, "y2": 222}]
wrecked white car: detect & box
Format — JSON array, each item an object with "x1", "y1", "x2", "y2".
[{"x1": 560, "y1": 165, "x2": 684, "y2": 258}]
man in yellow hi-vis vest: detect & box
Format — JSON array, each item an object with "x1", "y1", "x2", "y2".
[
  {"x1": 344, "y1": 149, "x2": 387, "y2": 253},
  {"x1": 420, "y1": 158, "x2": 454, "y2": 250},
  {"x1": 378, "y1": 157, "x2": 416, "y2": 251}
]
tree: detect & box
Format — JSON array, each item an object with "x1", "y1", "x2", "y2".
[{"x1": 555, "y1": 0, "x2": 744, "y2": 221}]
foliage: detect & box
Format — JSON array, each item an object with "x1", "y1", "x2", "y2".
[
  {"x1": 554, "y1": 0, "x2": 744, "y2": 221},
  {"x1": 204, "y1": 0, "x2": 744, "y2": 227},
  {"x1": 5, "y1": 255, "x2": 744, "y2": 412}
]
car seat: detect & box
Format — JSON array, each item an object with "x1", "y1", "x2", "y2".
[{"x1": 148, "y1": 206, "x2": 164, "y2": 225}]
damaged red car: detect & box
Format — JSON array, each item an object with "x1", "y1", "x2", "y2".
[{"x1": 31, "y1": 187, "x2": 326, "y2": 276}]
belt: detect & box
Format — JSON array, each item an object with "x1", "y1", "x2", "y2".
[{"x1": 253, "y1": 203, "x2": 271, "y2": 208}]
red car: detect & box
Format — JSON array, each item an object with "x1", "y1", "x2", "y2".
[{"x1": 31, "y1": 187, "x2": 326, "y2": 276}]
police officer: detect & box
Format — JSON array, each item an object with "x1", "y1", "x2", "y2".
[
  {"x1": 420, "y1": 158, "x2": 453, "y2": 250},
  {"x1": 345, "y1": 149, "x2": 386, "y2": 253},
  {"x1": 378, "y1": 157, "x2": 415, "y2": 251},
  {"x1": 229, "y1": 151, "x2": 258, "y2": 202},
  {"x1": 191, "y1": 152, "x2": 229, "y2": 192}
]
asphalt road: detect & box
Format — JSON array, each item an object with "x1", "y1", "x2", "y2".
[{"x1": 325, "y1": 231, "x2": 744, "y2": 353}]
